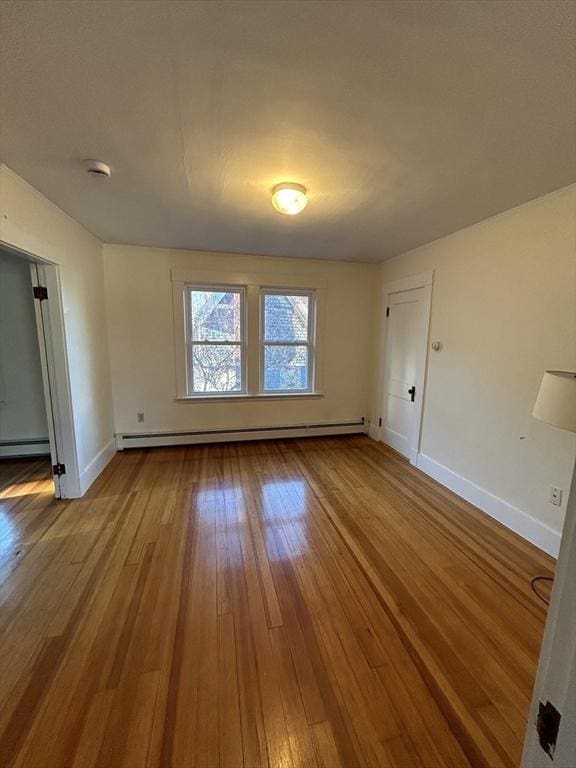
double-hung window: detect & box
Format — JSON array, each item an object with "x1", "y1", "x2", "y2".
[
  {"x1": 177, "y1": 280, "x2": 319, "y2": 398},
  {"x1": 185, "y1": 285, "x2": 246, "y2": 395},
  {"x1": 260, "y1": 289, "x2": 315, "y2": 392}
]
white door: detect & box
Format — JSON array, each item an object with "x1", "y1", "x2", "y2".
[
  {"x1": 30, "y1": 264, "x2": 62, "y2": 496},
  {"x1": 381, "y1": 287, "x2": 426, "y2": 459}
]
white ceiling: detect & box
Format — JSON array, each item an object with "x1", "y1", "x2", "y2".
[{"x1": 1, "y1": 1, "x2": 574, "y2": 262}]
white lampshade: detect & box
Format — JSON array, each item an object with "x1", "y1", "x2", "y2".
[{"x1": 532, "y1": 371, "x2": 576, "y2": 432}]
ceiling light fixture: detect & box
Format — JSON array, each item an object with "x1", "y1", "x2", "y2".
[{"x1": 271, "y1": 183, "x2": 308, "y2": 215}]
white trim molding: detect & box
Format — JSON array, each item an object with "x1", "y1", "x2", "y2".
[
  {"x1": 170, "y1": 266, "x2": 327, "y2": 290},
  {"x1": 78, "y1": 438, "x2": 116, "y2": 496},
  {"x1": 116, "y1": 420, "x2": 366, "y2": 450},
  {"x1": 30, "y1": 261, "x2": 82, "y2": 498},
  {"x1": 368, "y1": 421, "x2": 381, "y2": 441},
  {"x1": 522, "y1": 459, "x2": 576, "y2": 765},
  {"x1": 171, "y1": 270, "x2": 327, "y2": 400},
  {"x1": 381, "y1": 270, "x2": 434, "y2": 295},
  {"x1": 416, "y1": 453, "x2": 561, "y2": 557}
]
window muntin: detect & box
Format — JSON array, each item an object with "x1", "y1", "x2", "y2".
[
  {"x1": 185, "y1": 286, "x2": 246, "y2": 394},
  {"x1": 261, "y1": 290, "x2": 315, "y2": 392}
]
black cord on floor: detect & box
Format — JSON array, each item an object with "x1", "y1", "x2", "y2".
[{"x1": 531, "y1": 575, "x2": 554, "y2": 606}]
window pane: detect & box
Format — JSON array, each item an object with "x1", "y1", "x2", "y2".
[
  {"x1": 264, "y1": 294, "x2": 309, "y2": 342},
  {"x1": 191, "y1": 290, "x2": 242, "y2": 341},
  {"x1": 192, "y1": 344, "x2": 242, "y2": 392},
  {"x1": 264, "y1": 345, "x2": 309, "y2": 390}
]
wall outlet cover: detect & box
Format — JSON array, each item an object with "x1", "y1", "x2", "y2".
[{"x1": 550, "y1": 486, "x2": 563, "y2": 506}]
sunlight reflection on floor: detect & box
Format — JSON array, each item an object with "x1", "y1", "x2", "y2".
[
  {"x1": 0, "y1": 511, "x2": 18, "y2": 561},
  {"x1": 0, "y1": 480, "x2": 53, "y2": 500}
]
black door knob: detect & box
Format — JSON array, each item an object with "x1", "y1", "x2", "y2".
[{"x1": 408, "y1": 386, "x2": 416, "y2": 402}]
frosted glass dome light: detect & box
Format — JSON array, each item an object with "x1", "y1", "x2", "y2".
[{"x1": 271, "y1": 183, "x2": 308, "y2": 215}]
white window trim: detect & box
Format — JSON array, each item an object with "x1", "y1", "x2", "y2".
[
  {"x1": 172, "y1": 269, "x2": 326, "y2": 401},
  {"x1": 259, "y1": 287, "x2": 316, "y2": 394},
  {"x1": 184, "y1": 284, "x2": 247, "y2": 397}
]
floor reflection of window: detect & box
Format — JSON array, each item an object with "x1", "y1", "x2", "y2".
[
  {"x1": 0, "y1": 512, "x2": 17, "y2": 564},
  {"x1": 261, "y1": 479, "x2": 309, "y2": 560},
  {"x1": 265, "y1": 522, "x2": 309, "y2": 562},
  {"x1": 195, "y1": 486, "x2": 245, "y2": 523},
  {"x1": 261, "y1": 479, "x2": 306, "y2": 521},
  {"x1": 0, "y1": 481, "x2": 50, "y2": 500}
]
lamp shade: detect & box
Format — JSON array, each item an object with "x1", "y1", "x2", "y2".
[{"x1": 532, "y1": 371, "x2": 576, "y2": 432}]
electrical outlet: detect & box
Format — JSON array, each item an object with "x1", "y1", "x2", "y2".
[
  {"x1": 137, "y1": 412, "x2": 144, "y2": 423},
  {"x1": 549, "y1": 486, "x2": 562, "y2": 507}
]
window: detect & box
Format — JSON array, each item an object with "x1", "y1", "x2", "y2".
[
  {"x1": 261, "y1": 290, "x2": 315, "y2": 392},
  {"x1": 175, "y1": 275, "x2": 321, "y2": 399},
  {"x1": 185, "y1": 286, "x2": 246, "y2": 394}
]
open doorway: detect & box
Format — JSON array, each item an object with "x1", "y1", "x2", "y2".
[
  {"x1": 0, "y1": 247, "x2": 56, "y2": 500},
  {"x1": 0, "y1": 246, "x2": 78, "y2": 500}
]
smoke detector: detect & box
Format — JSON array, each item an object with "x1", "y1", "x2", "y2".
[{"x1": 84, "y1": 160, "x2": 111, "y2": 178}]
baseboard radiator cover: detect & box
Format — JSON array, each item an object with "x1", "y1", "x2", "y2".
[
  {"x1": 116, "y1": 419, "x2": 366, "y2": 450},
  {"x1": 0, "y1": 437, "x2": 50, "y2": 458}
]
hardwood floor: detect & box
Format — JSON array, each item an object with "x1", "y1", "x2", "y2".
[{"x1": 0, "y1": 437, "x2": 553, "y2": 768}]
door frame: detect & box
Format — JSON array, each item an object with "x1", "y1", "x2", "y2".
[
  {"x1": 1, "y1": 242, "x2": 80, "y2": 498},
  {"x1": 375, "y1": 270, "x2": 433, "y2": 465}
]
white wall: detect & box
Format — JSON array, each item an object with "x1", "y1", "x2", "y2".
[
  {"x1": 0, "y1": 165, "x2": 115, "y2": 487},
  {"x1": 0, "y1": 248, "x2": 49, "y2": 455},
  {"x1": 374, "y1": 185, "x2": 576, "y2": 551},
  {"x1": 103, "y1": 245, "x2": 378, "y2": 436}
]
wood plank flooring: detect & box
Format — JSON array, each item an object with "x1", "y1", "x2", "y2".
[{"x1": 0, "y1": 436, "x2": 554, "y2": 767}]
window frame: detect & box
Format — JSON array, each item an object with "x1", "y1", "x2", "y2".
[
  {"x1": 184, "y1": 283, "x2": 247, "y2": 397},
  {"x1": 259, "y1": 287, "x2": 316, "y2": 394},
  {"x1": 172, "y1": 268, "x2": 325, "y2": 402}
]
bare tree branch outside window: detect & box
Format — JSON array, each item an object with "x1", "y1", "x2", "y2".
[{"x1": 188, "y1": 289, "x2": 243, "y2": 393}]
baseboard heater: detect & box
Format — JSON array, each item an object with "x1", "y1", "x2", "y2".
[
  {"x1": 116, "y1": 419, "x2": 366, "y2": 450},
  {"x1": 0, "y1": 437, "x2": 51, "y2": 458}
]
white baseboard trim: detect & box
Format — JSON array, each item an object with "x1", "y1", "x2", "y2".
[
  {"x1": 0, "y1": 438, "x2": 51, "y2": 458},
  {"x1": 416, "y1": 453, "x2": 561, "y2": 557},
  {"x1": 116, "y1": 420, "x2": 366, "y2": 450},
  {"x1": 368, "y1": 423, "x2": 381, "y2": 441},
  {"x1": 79, "y1": 438, "x2": 116, "y2": 495}
]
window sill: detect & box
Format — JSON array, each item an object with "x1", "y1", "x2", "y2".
[{"x1": 174, "y1": 392, "x2": 324, "y2": 403}]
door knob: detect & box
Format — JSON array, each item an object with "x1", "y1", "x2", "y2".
[{"x1": 408, "y1": 386, "x2": 416, "y2": 402}]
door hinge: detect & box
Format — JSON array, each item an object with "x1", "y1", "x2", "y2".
[
  {"x1": 33, "y1": 286, "x2": 48, "y2": 301},
  {"x1": 378, "y1": 417, "x2": 382, "y2": 427},
  {"x1": 537, "y1": 700, "x2": 561, "y2": 759},
  {"x1": 386, "y1": 307, "x2": 390, "y2": 317},
  {"x1": 52, "y1": 463, "x2": 66, "y2": 476}
]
